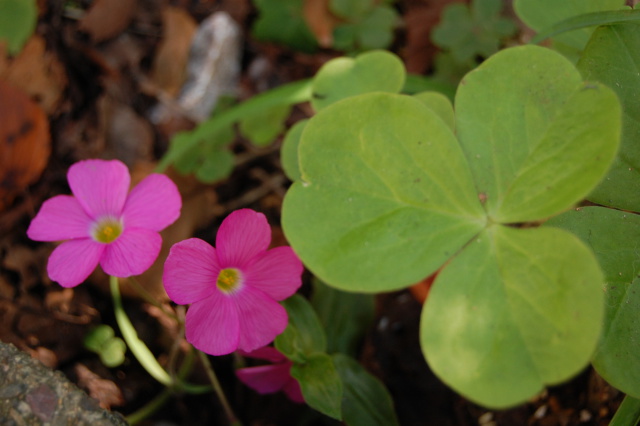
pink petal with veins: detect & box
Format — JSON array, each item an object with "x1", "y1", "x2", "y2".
[
  {"x1": 163, "y1": 238, "x2": 220, "y2": 305},
  {"x1": 48, "y1": 239, "x2": 104, "y2": 287},
  {"x1": 216, "y1": 209, "x2": 271, "y2": 268},
  {"x1": 68, "y1": 159, "x2": 130, "y2": 219},
  {"x1": 244, "y1": 246, "x2": 303, "y2": 300},
  {"x1": 235, "y1": 286, "x2": 288, "y2": 352},
  {"x1": 100, "y1": 228, "x2": 161, "y2": 277},
  {"x1": 27, "y1": 195, "x2": 92, "y2": 242},
  {"x1": 186, "y1": 291, "x2": 240, "y2": 355},
  {"x1": 122, "y1": 174, "x2": 181, "y2": 231}
]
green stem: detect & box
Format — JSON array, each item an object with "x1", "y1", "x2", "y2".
[
  {"x1": 125, "y1": 388, "x2": 173, "y2": 425},
  {"x1": 155, "y1": 79, "x2": 313, "y2": 173},
  {"x1": 610, "y1": 395, "x2": 640, "y2": 426},
  {"x1": 110, "y1": 276, "x2": 211, "y2": 394},
  {"x1": 110, "y1": 275, "x2": 173, "y2": 386},
  {"x1": 198, "y1": 350, "x2": 242, "y2": 426}
]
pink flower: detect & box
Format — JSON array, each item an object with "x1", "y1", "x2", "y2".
[
  {"x1": 162, "y1": 209, "x2": 303, "y2": 356},
  {"x1": 27, "y1": 159, "x2": 181, "y2": 288},
  {"x1": 236, "y1": 346, "x2": 304, "y2": 403}
]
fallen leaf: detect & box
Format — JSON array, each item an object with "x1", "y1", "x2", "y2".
[
  {"x1": 0, "y1": 35, "x2": 67, "y2": 114},
  {"x1": 75, "y1": 364, "x2": 124, "y2": 409},
  {"x1": 0, "y1": 80, "x2": 50, "y2": 211},
  {"x1": 78, "y1": 0, "x2": 137, "y2": 43},
  {"x1": 150, "y1": 6, "x2": 197, "y2": 97}
]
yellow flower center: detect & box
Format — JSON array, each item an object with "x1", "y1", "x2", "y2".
[
  {"x1": 217, "y1": 268, "x2": 241, "y2": 293},
  {"x1": 92, "y1": 218, "x2": 123, "y2": 243}
]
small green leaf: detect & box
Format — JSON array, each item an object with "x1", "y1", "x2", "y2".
[
  {"x1": 280, "y1": 119, "x2": 307, "y2": 181},
  {"x1": 84, "y1": 325, "x2": 116, "y2": 353},
  {"x1": 333, "y1": 353, "x2": 399, "y2": 426},
  {"x1": 530, "y1": 8, "x2": 640, "y2": 44},
  {"x1": 0, "y1": 0, "x2": 37, "y2": 55},
  {"x1": 99, "y1": 338, "x2": 126, "y2": 368},
  {"x1": 84, "y1": 325, "x2": 126, "y2": 368},
  {"x1": 412, "y1": 91, "x2": 455, "y2": 131},
  {"x1": 291, "y1": 353, "x2": 343, "y2": 420},
  {"x1": 310, "y1": 50, "x2": 405, "y2": 112},
  {"x1": 283, "y1": 92, "x2": 486, "y2": 293},
  {"x1": 239, "y1": 104, "x2": 291, "y2": 146},
  {"x1": 195, "y1": 149, "x2": 234, "y2": 183},
  {"x1": 455, "y1": 45, "x2": 621, "y2": 223},
  {"x1": 421, "y1": 225, "x2": 604, "y2": 408},
  {"x1": 252, "y1": 0, "x2": 318, "y2": 53},
  {"x1": 578, "y1": 23, "x2": 640, "y2": 212},
  {"x1": 275, "y1": 294, "x2": 326, "y2": 361},
  {"x1": 514, "y1": 0, "x2": 624, "y2": 55},
  {"x1": 431, "y1": 0, "x2": 517, "y2": 64},
  {"x1": 546, "y1": 207, "x2": 640, "y2": 398},
  {"x1": 311, "y1": 278, "x2": 374, "y2": 356},
  {"x1": 333, "y1": 6, "x2": 399, "y2": 52}
]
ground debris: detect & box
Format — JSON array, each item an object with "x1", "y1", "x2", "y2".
[{"x1": 0, "y1": 342, "x2": 127, "y2": 425}]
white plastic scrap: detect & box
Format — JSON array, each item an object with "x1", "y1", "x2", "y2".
[{"x1": 177, "y1": 12, "x2": 242, "y2": 122}]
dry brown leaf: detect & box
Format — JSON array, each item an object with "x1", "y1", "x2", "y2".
[
  {"x1": 75, "y1": 364, "x2": 124, "y2": 409},
  {"x1": 78, "y1": 0, "x2": 138, "y2": 43},
  {"x1": 303, "y1": 0, "x2": 340, "y2": 48},
  {"x1": 150, "y1": 6, "x2": 197, "y2": 97},
  {"x1": 0, "y1": 80, "x2": 50, "y2": 211},
  {"x1": 0, "y1": 36, "x2": 67, "y2": 114}
]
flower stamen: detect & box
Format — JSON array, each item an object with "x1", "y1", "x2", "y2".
[
  {"x1": 92, "y1": 218, "x2": 123, "y2": 243},
  {"x1": 217, "y1": 268, "x2": 242, "y2": 293}
]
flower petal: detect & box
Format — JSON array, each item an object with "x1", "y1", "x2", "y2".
[
  {"x1": 27, "y1": 195, "x2": 93, "y2": 242},
  {"x1": 122, "y1": 174, "x2": 181, "y2": 231},
  {"x1": 244, "y1": 246, "x2": 303, "y2": 300},
  {"x1": 236, "y1": 363, "x2": 291, "y2": 394},
  {"x1": 283, "y1": 378, "x2": 305, "y2": 403},
  {"x1": 48, "y1": 239, "x2": 104, "y2": 287},
  {"x1": 216, "y1": 209, "x2": 271, "y2": 268},
  {"x1": 68, "y1": 159, "x2": 130, "y2": 219},
  {"x1": 240, "y1": 346, "x2": 287, "y2": 363},
  {"x1": 235, "y1": 287, "x2": 288, "y2": 352},
  {"x1": 100, "y1": 228, "x2": 161, "y2": 277},
  {"x1": 163, "y1": 238, "x2": 220, "y2": 305},
  {"x1": 185, "y1": 292, "x2": 240, "y2": 355}
]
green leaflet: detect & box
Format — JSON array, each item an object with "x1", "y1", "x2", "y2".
[
  {"x1": 421, "y1": 226, "x2": 604, "y2": 408},
  {"x1": 578, "y1": 24, "x2": 640, "y2": 212},
  {"x1": 514, "y1": 0, "x2": 624, "y2": 59},
  {"x1": 455, "y1": 45, "x2": 620, "y2": 223},
  {"x1": 283, "y1": 92, "x2": 486, "y2": 292},
  {"x1": 310, "y1": 50, "x2": 405, "y2": 112},
  {"x1": 547, "y1": 207, "x2": 640, "y2": 398}
]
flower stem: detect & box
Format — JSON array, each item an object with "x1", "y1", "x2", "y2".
[
  {"x1": 110, "y1": 275, "x2": 173, "y2": 386},
  {"x1": 125, "y1": 387, "x2": 173, "y2": 425},
  {"x1": 110, "y1": 275, "x2": 212, "y2": 394},
  {"x1": 197, "y1": 350, "x2": 242, "y2": 426},
  {"x1": 610, "y1": 394, "x2": 640, "y2": 426}
]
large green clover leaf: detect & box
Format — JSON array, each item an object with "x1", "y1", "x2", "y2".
[
  {"x1": 547, "y1": 207, "x2": 640, "y2": 398},
  {"x1": 455, "y1": 45, "x2": 620, "y2": 223},
  {"x1": 283, "y1": 92, "x2": 486, "y2": 292},
  {"x1": 282, "y1": 45, "x2": 621, "y2": 407},
  {"x1": 514, "y1": 0, "x2": 624, "y2": 59},
  {"x1": 578, "y1": 24, "x2": 640, "y2": 212},
  {"x1": 421, "y1": 226, "x2": 603, "y2": 408}
]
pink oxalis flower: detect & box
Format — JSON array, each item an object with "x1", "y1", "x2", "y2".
[
  {"x1": 162, "y1": 209, "x2": 303, "y2": 356},
  {"x1": 236, "y1": 346, "x2": 304, "y2": 403},
  {"x1": 27, "y1": 159, "x2": 181, "y2": 288}
]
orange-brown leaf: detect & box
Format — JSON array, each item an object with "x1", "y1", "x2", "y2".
[{"x1": 0, "y1": 81, "x2": 50, "y2": 210}]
